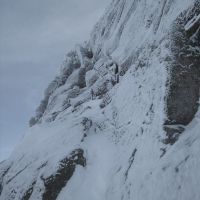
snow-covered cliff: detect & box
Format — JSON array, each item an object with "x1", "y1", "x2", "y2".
[{"x1": 1, "y1": 0, "x2": 200, "y2": 200}]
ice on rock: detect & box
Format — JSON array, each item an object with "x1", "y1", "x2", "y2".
[{"x1": 1, "y1": 0, "x2": 200, "y2": 200}]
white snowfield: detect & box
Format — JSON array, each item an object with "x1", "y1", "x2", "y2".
[{"x1": 1, "y1": 0, "x2": 200, "y2": 200}]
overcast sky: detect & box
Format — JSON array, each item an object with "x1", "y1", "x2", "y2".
[{"x1": 0, "y1": 0, "x2": 109, "y2": 161}]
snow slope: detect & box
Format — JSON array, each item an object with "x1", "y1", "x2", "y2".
[{"x1": 1, "y1": 0, "x2": 200, "y2": 200}]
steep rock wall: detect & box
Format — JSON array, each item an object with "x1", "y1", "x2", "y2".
[{"x1": 1, "y1": 1, "x2": 200, "y2": 200}]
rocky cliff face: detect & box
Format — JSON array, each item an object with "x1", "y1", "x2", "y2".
[{"x1": 1, "y1": 0, "x2": 200, "y2": 200}]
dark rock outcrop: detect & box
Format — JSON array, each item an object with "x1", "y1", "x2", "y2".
[
  {"x1": 165, "y1": 2, "x2": 200, "y2": 130},
  {"x1": 21, "y1": 181, "x2": 36, "y2": 200},
  {"x1": 163, "y1": 125, "x2": 185, "y2": 145},
  {"x1": 41, "y1": 149, "x2": 86, "y2": 200}
]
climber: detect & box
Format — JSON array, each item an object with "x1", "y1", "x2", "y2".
[
  {"x1": 91, "y1": 89, "x2": 94, "y2": 100},
  {"x1": 114, "y1": 62, "x2": 119, "y2": 83}
]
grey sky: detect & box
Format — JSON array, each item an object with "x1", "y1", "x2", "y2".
[{"x1": 0, "y1": 0, "x2": 109, "y2": 161}]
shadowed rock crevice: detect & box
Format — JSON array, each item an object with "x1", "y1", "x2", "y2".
[
  {"x1": 41, "y1": 149, "x2": 86, "y2": 200},
  {"x1": 165, "y1": 2, "x2": 200, "y2": 143},
  {"x1": 124, "y1": 148, "x2": 137, "y2": 181}
]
